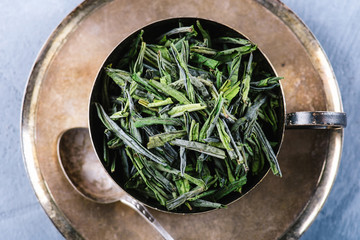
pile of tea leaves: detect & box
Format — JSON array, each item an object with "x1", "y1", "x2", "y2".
[{"x1": 95, "y1": 20, "x2": 282, "y2": 212}]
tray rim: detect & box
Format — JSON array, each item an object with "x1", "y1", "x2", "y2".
[{"x1": 20, "y1": 0, "x2": 344, "y2": 239}]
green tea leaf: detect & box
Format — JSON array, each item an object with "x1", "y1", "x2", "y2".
[
  {"x1": 147, "y1": 130, "x2": 187, "y2": 149},
  {"x1": 149, "y1": 80, "x2": 191, "y2": 104},
  {"x1": 147, "y1": 98, "x2": 173, "y2": 108},
  {"x1": 168, "y1": 103, "x2": 207, "y2": 117},
  {"x1": 171, "y1": 139, "x2": 226, "y2": 159},
  {"x1": 95, "y1": 103, "x2": 168, "y2": 166},
  {"x1": 133, "y1": 117, "x2": 183, "y2": 128}
]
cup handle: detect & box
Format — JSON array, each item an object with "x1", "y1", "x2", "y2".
[{"x1": 286, "y1": 111, "x2": 347, "y2": 129}]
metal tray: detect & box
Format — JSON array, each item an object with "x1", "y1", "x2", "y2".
[{"x1": 21, "y1": 0, "x2": 344, "y2": 239}]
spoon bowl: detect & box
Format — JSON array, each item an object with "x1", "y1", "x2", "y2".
[
  {"x1": 57, "y1": 127, "x2": 122, "y2": 203},
  {"x1": 57, "y1": 127, "x2": 174, "y2": 240}
]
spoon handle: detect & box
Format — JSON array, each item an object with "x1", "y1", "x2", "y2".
[{"x1": 120, "y1": 194, "x2": 174, "y2": 240}]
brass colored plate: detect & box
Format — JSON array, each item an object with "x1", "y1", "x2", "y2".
[{"x1": 21, "y1": 0, "x2": 344, "y2": 239}]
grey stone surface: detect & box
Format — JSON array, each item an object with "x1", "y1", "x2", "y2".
[
  {"x1": 0, "y1": 0, "x2": 358, "y2": 239},
  {"x1": 0, "y1": 1, "x2": 83, "y2": 239}
]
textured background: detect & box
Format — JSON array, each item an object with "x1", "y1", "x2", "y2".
[{"x1": 0, "y1": 0, "x2": 359, "y2": 239}]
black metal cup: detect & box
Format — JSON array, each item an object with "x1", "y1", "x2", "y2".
[{"x1": 89, "y1": 17, "x2": 346, "y2": 213}]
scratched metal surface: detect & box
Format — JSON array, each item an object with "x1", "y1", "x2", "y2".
[{"x1": 0, "y1": 0, "x2": 358, "y2": 240}]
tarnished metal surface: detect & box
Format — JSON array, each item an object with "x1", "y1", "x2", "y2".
[{"x1": 21, "y1": 0, "x2": 344, "y2": 239}]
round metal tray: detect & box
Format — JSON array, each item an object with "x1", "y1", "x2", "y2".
[{"x1": 21, "y1": 0, "x2": 344, "y2": 239}]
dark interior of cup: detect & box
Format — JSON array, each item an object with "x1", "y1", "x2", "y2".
[{"x1": 89, "y1": 17, "x2": 285, "y2": 213}]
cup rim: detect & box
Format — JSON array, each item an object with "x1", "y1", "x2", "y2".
[{"x1": 88, "y1": 16, "x2": 286, "y2": 214}]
